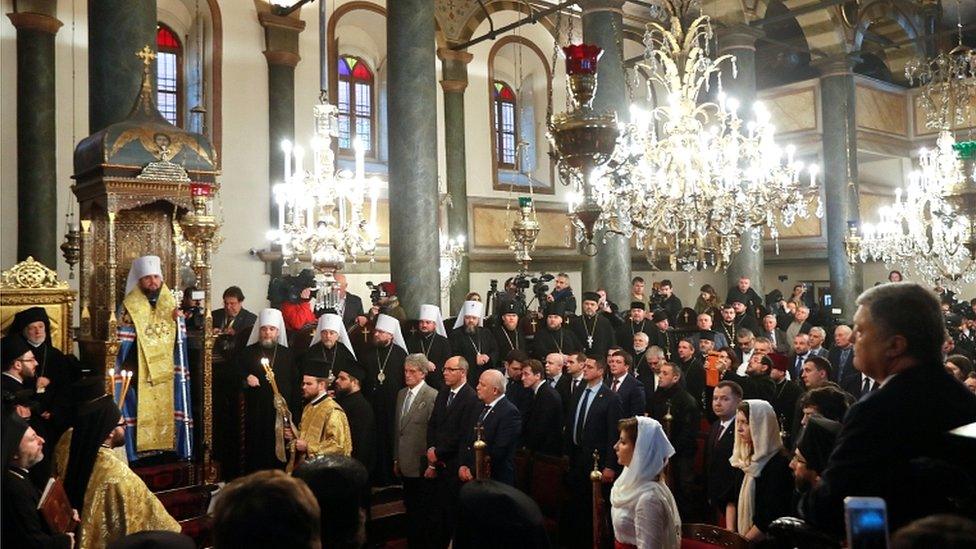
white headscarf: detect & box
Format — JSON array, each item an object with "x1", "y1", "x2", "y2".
[
  {"x1": 246, "y1": 308, "x2": 289, "y2": 347},
  {"x1": 310, "y1": 313, "x2": 357, "y2": 359},
  {"x1": 730, "y1": 399, "x2": 784, "y2": 534},
  {"x1": 419, "y1": 304, "x2": 447, "y2": 337},
  {"x1": 375, "y1": 314, "x2": 407, "y2": 352},
  {"x1": 124, "y1": 255, "x2": 163, "y2": 295},
  {"x1": 610, "y1": 416, "x2": 675, "y2": 509},
  {"x1": 452, "y1": 300, "x2": 484, "y2": 329}
]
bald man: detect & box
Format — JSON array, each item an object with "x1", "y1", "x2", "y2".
[{"x1": 458, "y1": 369, "x2": 521, "y2": 485}]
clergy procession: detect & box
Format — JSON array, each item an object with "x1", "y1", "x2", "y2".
[{"x1": 3, "y1": 0, "x2": 976, "y2": 547}]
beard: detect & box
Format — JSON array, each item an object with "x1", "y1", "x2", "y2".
[
  {"x1": 634, "y1": 345, "x2": 647, "y2": 354},
  {"x1": 464, "y1": 325, "x2": 477, "y2": 336},
  {"x1": 109, "y1": 428, "x2": 126, "y2": 448},
  {"x1": 260, "y1": 339, "x2": 276, "y2": 349},
  {"x1": 26, "y1": 337, "x2": 44, "y2": 347}
]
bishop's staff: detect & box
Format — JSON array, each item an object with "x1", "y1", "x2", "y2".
[{"x1": 260, "y1": 357, "x2": 299, "y2": 472}]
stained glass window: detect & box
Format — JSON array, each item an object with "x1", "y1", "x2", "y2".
[
  {"x1": 156, "y1": 24, "x2": 182, "y2": 127},
  {"x1": 493, "y1": 81, "x2": 517, "y2": 168},
  {"x1": 337, "y1": 55, "x2": 374, "y2": 154}
]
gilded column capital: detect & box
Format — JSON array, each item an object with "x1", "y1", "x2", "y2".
[
  {"x1": 258, "y1": 10, "x2": 306, "y2": 67},
  {"x1": 6, "y1": 11, "x2": 63, "y2": 34}
]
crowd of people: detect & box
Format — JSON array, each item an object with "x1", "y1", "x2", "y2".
[{"x1": 3, "y1": 262, "x2": 976, "y2": 548}]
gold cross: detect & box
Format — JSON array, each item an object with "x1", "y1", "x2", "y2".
[{"x1": 136, "y1": 45, "x2": 156, "y2": 68}]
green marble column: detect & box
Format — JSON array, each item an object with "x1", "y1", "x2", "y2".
[
  {"x1": 580, "y1": 0, "x2": 631, "y2": 305},
  {"x1": 387, "y1": 0, "x2": 440, "y2": 317},
  {"x1": 438, "y1": 47, "x2": 473, "y2": 313},
  {"x1": 7, "y1": 8, "x2": 62, "y2": 266},
  {"x1": 818, "y1": 55, "x2": 863, "y2": 319},
  {"x1": 719, "y1": 25, "x2": 765, "y2": 299},
  {"x1": 88, "y1": 0, "x2": 157, "y2": 132}
]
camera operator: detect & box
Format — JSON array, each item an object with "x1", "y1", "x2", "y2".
[
  {"x1": 275, "y1": 269, "x2": 319, "y2": 332},
  {"x1": 364, "y1": 281, "x2": 406, "y2": 323},
  {"x1": 545, "y1": 272, "x2": 576, "y2": 315},
  {"x1": 181, "y1": 287, "x2": 207, "y2": 333},
  {"x1": 212, "y1": 286, "x2": 258, "y2": 361}
]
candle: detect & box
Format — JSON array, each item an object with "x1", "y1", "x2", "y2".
[
  {"x1": 281, "y1": 140, "x2": 292, "y2": 183},
  {"x1": 293, "y1": 146, "x2": 305, "y2": 184},
  {"x1": 354, "y1": 138, "x2": 365, "y2": 182},
  {"x1": 369, "y1": 178, "x2": 379, "y2": 225},
  {"x1": 275, "y1": 185, "x2": 285, "y2": 231}
]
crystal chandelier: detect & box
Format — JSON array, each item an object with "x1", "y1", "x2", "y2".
[
  {"x1": 267, "y1": 94, "x2": 380, "y2": 305},
  {"x1": 904, "y1": 0, "x2": 976, "y2": 132},
  {"x1": 605, "y1": 0, "x2": 820, "y2": 271},
  {"x1": 847, "y1": 130, "x2": 975, "y2": 290},
  {"x1": 440, "y1": 233, "x2": 465, "y2": 293}
]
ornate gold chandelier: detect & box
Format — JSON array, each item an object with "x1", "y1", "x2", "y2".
[
  {"x1": 267, "y1": 93, "x2": 379, "y2": 302},
  {"x1": 605, "y1": 0, "x2": 820, "y2": 271}
]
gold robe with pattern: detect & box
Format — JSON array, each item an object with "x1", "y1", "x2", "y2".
[
  {"x1": 121, "y1": 285, "x2": 177, "y2": 453},
  {"x1": 299, "y1": 394, "x2": 353, "y2": 459},
  {"x1": 77, "y1": 448, "x2": 180, "y2": 548}
]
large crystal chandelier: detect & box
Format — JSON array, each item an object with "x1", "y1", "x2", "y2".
[
  {"x1": 267, "y1": 94, "x2": 380, "y2": 305},
  {"x1": 604, "y1": 0, "x2": 820, "y2": 271},
  {"x1": 847, "y1": 130, "x2": 975, "y2": 290},
  {"x1": 440, "y1": 233, "x2": 465, "y2": 293}
]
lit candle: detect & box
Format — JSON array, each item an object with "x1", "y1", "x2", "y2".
[
  {"x1": 369, "y1": 178, "x2": 379, "y2": 225},
  {"x1": 274, "y1": 185, "x2": 285, "y2": 231},
  {"x1": 354, "y1": 138, "x2": 366, "y2": 182},
  {"x1": 281, "y1": 140, "x2": 292, "y2": 183},
  {"x1": 293, "y1": 146, "x2": 305, "y2": 183}
]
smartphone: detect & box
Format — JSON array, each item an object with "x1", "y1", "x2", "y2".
[
  {"x1": 845, "y1": 497, "x2": 889, "y2": 549},
  {"x1": 191, "y1": 290, "x2": 206, "y2": 300}
]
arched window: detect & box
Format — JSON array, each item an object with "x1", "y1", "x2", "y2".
[
  {"x1": 337, "y1": 55, "x2": 374, "y2": 155},
  {"x1": 156, "y1": 24, "x2": 183, "y2": 127},
  {"x1": 493, "y1": 81, "x2": 517, "y2": 168}
]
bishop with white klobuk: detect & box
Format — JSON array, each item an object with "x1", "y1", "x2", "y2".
[
  {"x1": 308, "y1": 313, "x2": 359, "y2": 381},
  {"x1": 449, "y1": 300, "x2": 499, "y2": 388},
  {"x1": 405, "y1": 304, "x2": 452, "y2": 389},
  {"x1": 362, "y1": 313, "x2": 407, "y2": 485},
  {"x1": 115, "y1": 255, "x2": 193, "y2": 461}
]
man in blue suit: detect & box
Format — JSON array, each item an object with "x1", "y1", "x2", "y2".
[
  {"x1": 607, "y1": 349, "x2": 646, "y2": 418},
  {"x1": 459, "y1": 369, "x2": 521, "y2": 486},
  {"x1": 562, "y1": 356, "x2": 623, "y2": 548}
]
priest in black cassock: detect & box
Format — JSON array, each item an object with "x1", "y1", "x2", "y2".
[
  {"x1": 491, "y1": 301, "x2": 527, "y2": 356},
  {"x1": 531, "y1": 302, "x2": 582, "y2": 360},
  {"x1": 238, "y1": 308, "x2": 299, "y2": 473},
  {"x1": 333, "y1": 362, "x2": 377, "y2": 480},
  {"x1": 570, "y1": 291, "x2": 616, "y2": 358},
  {"x1": 406, "y1": 304, "x2": 452, "y2": 389},
  {"x1": 648, "y1": 309, "x2": 678, "y2": 362},
  {"x1": 361, "y1": 314, "x2": 407, "y2": 486},
  {"x1": 616, "y1": 302, "x2": 651, "y2": 357},
  {"x1": 306, "y1": 313, "x2": 359, "y2": 382},
  {"x1": 449, "y1": 301, "x2": 499, "y2": 388}
]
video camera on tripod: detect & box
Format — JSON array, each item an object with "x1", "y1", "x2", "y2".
[{"x1": 487, "y1": 272, "x2": 554, "y2": 318}]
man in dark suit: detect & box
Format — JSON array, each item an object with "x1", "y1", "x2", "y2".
[
  {"x1": 827, "y1": 325, "x2": 856, "y2": 383},
  {"x1": 704, "y1": 380, "x2": 744, "y2": 528},
  {"x1": 761, "y1": 314, "x2": 790, "y2": 354},
  {"x1": 518, "y1": 359, "x2": 564, "y2": 455},
  {"x1": 211, "y1": 286, "x2": 258, "y2": 360},
  {"x1": 788, "y1": 333, "x2": 813, "y2": 382},
  {"x1": 556, "y1": 352, "x2": 586, "y2": 420},
  {"x1": 650, "y1": 362, "x2": 701, "y2": 520},
  {"x1": 459, "y1": 369, "x2": 521, "y2": 486},
  {"x1": 675, "y1": 339, "x2": 706, "y2": 411},
  {"x1": 840, "y1": 370, "x2": 879, "y2": 399},
  {"x1": 607, "y1": 349, "x2": 646, "y2": 417},
  {"x1": 563, "y1": 357, "x2": 623, "y2": 548},
  {"x1": 425, "y1": 356, "x2": 480, "y2": 547},
  {"x1": 802, "y1": 283, "x2": 976, "y2": 539},
  {"x1": 333, "y1": 273, "x2": 366, "y2": 330},
  {"x1": 502, "y1": 350, "x2": 531, "y2": 412}
]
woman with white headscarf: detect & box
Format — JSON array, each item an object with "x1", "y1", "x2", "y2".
[
  {"x1": 730, "y1": 399, "x2": 793, "y2": 542},
  {"x1": 610, "y1": 416, "x2": 681, "y2": 549}
]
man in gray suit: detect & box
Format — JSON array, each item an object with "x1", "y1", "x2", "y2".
[{"x1": 394, "y1": 353, "x2": 439, "y2": 547}]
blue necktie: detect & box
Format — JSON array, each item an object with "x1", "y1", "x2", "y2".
[{"x1": 574, "y1": 388, "x2": 592, "y2": 445}]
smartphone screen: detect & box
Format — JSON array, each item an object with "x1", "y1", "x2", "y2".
[{"x1": 845, "y1": 497, "x2": 889, "y2": 549}]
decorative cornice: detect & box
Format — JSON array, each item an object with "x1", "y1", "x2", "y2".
[
  {"x1": 437, "y1": 48, "x2": 473, "y2": 65},
  {"x1": 6, "y1": 12, "x2": 63, "y2": 35},
  {"x1": 264, "y1": 50, "x2": 301, "y2": 67},
  {"x1": 257, "y1": 11, "x2": 306, "y2": 32},
  {"x1": 440, "y1": 79, "x2": 468, "y2": 93}
]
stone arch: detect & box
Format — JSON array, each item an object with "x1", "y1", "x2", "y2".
[
  {"x1": 756, "y1": 0, "x2": 816, "y2": 88},
  {"x1": 853, "y1": 0, "x2": 922, "y2": 56},
  {"x1": 457, "y1": 0, "x2": 561, "y2": 46}
]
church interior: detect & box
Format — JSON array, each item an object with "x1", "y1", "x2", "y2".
[{"x1": 2, "y1": 0, "x2": 976, "y2": 547}]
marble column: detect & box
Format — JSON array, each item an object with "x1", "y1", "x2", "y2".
[
  {"x1": 580, "y1": 0, "x2": 631, "y2": 306},
  {"x1": 818, "y1": 55, "x2": 862, "y2": 318},
  {"x1": 718, "y1": 25, "x2": 765, "y2": 299},
  {"x1": 438, "y1": 48, "x2": 473, "y2": 313},
  {"x1": 259, "y1": 12, "x2": 305, "y2": 233},
  {"x1": 7, "y1": 6, "x2": 62, "y2": 266},
  {"x1": 387, "y1": 0, "x2": 440, "y2": 317},
  {"x1": 88, "y1": 0, "x2": 157, "y2": 132}
]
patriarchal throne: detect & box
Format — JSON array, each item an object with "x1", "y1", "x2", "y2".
[{"x1": 70, "y1": 46, "x2": 220, "y2": 545}]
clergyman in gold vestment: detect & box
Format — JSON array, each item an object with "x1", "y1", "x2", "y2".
[
  {"x1": 60, "y1": 385, "x2": 179, "y2": 549},
  {"x1": 119, "y1": 255, "x2": 179, "y2": 454},
  {"x1": 286, "y1": 359, "x2": 352, "y2": 467}
]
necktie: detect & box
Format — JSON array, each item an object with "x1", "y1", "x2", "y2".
[
  {"x1": 400, "y1": 391, "x2": 414, "y2": 427},
  {"x1": 478, "y1": 404, "x2": 491, "y2": 424},
  {"x1": 840, "y1": 348, "x2": 851, "y2": 378},
  {"x1": 549, "y1": 379, "x2": 556, "y2": 389},
  {"x1": 611, "y1": 379, "x2": 620, "y2": 392},
  {"x1": 795, "y1": 355, "x2": 803, "y2": 374},
  {"x1": 574, "y1": 388, "x2": 592, "y2": 445},
  {"x1": 447, "y1": 391, "x2": 456, "y2": 408},
  {"x1": 572, "y1": 378, "x2": 580, "y2": 393},
  {"x1": 861, "y1": 377, "x2": 872, "y2": 395}
]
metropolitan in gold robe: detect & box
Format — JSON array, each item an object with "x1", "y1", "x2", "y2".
[
  {"x1": 287, "y1": 360, "x2": 352, "y2": 467},
  {"x1": 61, "y1": 385, "x2": 179, "y2": 549}
]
